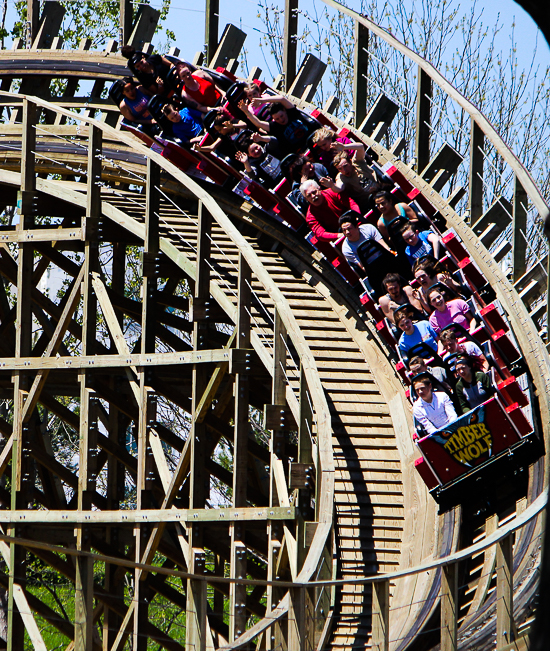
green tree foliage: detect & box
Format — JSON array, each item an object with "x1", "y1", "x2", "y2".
[{"x1": 9, "y1": 0, "x2": 175, "y2": 49}]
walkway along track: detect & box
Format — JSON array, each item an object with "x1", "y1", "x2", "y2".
[{"x1": 0, "y1": 30, "x2": 548, "y2": 651}]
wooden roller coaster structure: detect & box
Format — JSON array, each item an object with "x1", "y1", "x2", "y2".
[{"x1": 0, "y1": 1, "x2": 547, "y2": 650}]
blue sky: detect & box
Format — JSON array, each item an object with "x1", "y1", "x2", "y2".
[
  {"x1": 2, "y1": 0, "x2": 547, "y2": 94},
  {"x1": 164, "y1": 0, "x2": 549, "y2": 83}
]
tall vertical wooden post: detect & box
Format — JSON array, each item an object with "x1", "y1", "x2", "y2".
[
  {"x1": 8, "y1": 97, "x2": 36, "y2": 651},
  {"x1": 205, "y1": 0, "x2": 219, "y2": 65},
  {"x1": 27, "y1": 0, "x2": 40, "y2": 47},
  {"x1": 283, "y1": 0, "x2": 298, "y2": 91},
  {"x1": 120, "y1": 0, "x2": 133, "y2": 45},
  {"x1": 75, "y1": 124, "x2": 102, "y2": 651},
  {"x1": 415, "y1": 67, "x2": 432, "y2": 174},
  {"x1": 104, "y1": 242, "x2": 126, "y2": 650},
  {"x1": 469, "y1": 119, "x2": 485, "y2": 225},
  {"x1": 441, "y1": 563, "x2": 458, "y2": 651},
  {"x1": 230, "y1": 254, "x2": 251, "y2": 640},
  {"x1": 497, "y1": 534, "x2": 514, "y2": 648},
  {"x1": 296, "y1": 363, "x2": 313, "y2": 571},
  {"x1": 372, "y1": 579, "x2": 390, "y2": 651},
  {"x1": 353, "y1": 21, "x2": 369, "y2": 128},
  {"x1": 142, "y1": 158, "x2": 160, "y2": 355},
  {"x1": 288, "y1": 586, "x2": 306, "y2": 651},
  {"x1": 267, "y1": 310, "x2": 287, "y2": 650},
  {"x1": 186, "y1": 201, "x2": 211, "y2": 651},
  {"x1": 512, "y1": 175, "x2": 528, "y2": 283},
  {"x1": 133, "y1": 158, "x2": 160, "y2": 651}
]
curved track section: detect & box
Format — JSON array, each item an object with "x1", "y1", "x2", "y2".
[{"x1": 0, "y1": 21, "x2": 548, "y2": 651}]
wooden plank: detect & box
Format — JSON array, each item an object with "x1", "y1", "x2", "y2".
[
  {"x1": 273, "y1": 459, "x2": 290, "y2": 508},
  {"x1": 0, "y1": 227, "x2": 82, "y2": 242},
  {"x1": 0, "y1": 347, "x2": 250, "y2": 370}
]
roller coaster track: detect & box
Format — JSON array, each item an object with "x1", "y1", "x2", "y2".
[{"x1": 0, "y1": 3, "x2": 547, "y2": 650}]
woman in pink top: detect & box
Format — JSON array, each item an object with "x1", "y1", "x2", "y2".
[{"x1": 427, "y1": 287, "x2": 477, "y2": 333}]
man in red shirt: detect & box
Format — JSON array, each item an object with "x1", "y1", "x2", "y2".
[{"x1": 300, "y1": 180, "x2": 360, "y2": 241}]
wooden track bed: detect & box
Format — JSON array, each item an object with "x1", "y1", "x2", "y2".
[{"x1": 102, "y1": 191, "x2": 411, "y2": 648}]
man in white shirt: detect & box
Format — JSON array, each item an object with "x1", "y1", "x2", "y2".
[
  {"x1": 412, "y1": 375, "x2": 457, "y2": 435},
  {"x1": 338, "y1": 212, "x2": 395, "y2": 271}
]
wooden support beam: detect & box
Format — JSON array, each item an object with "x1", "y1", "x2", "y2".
[
  {"x1": 420, "y1": 143, "x2": 464, "y2": 192},
  {"x1": 469, "y1": 119, "x2": 485, "y2": 225},
  {"x1": 0, "y1": 506, "x2": 294, "y2": 524},
  {"x1": 323, "y1": 95, "x2": 339, "y2": 115},
  {"x1": 441, "y1": 563, "x2": 458, "y2": 651},
  {"x1": 266, "y1": 309, "x2": 287, "y2": 650},
  {"x1": 27, "y1": 0, "x2": 40, "y2": 46},
  {"x1": 8, "y1": 97, "x2": 36, "y2": 651},
  {"x1": 119, "y1": 0, "x2": 133, "y2": 46},
  {"x1": 32, "y1": 1, "x2": 65, "y2": 50},
  {"x1": 288, "y1": 586, "x2": 306, "y2": 651},
  {"x1": 230, "y1": 255, "x2": 251, "y2": 641},
  {"x1": 128, "y1": 4, "x2": 160, "y2": 52},
  {"x1": 283, "y1": 0, "x2": 298, "y2": 91},
  {"x1": 372, "y1": 579, "x2": 389, "y2": 651},
  {"x1": 415, "y1": 67, "x2": 432, "y2": 174},
  {"x1": 142, "y1": 158, "x2": 160, "y2": 354},
  {"x1": 133, "y1": 386, "x2": 156, "y2": 651},
  {"x1": 512, "y1": 175, "x2": 528, "y2": 283},
  {"x1": 288, "y1": 53, "x2": 327, "y2": 102},
  {"x1": 187, "y1": 201, "x2": 212, "y2": 651},
  {"x1": 209, "y1": 24, "x2": 247, "y2": 71},
  {"x1": 0, "y1": 347, "x2": 250, "y2": 371},
  {"x1": 497, "y1": 533, "x2": 515, "y2": 648},
  {"x1": 472, "y1": 196, "x2": 513, "y2": 249},
  {"x1": 353, "y1": 21, "x2": 369, "y2": 128},
  {"x1": 75, "y1": 124, "x2": 102, "y2": 651},
  {"x1": 296, "y1": 363, "x2": 313, "y2": 569},
  {"x1": 359, "y1": 93, "x2": 399, "y2": 140},
  {"x1": 205, "y1": 0, "x2": 219, "y2": 65}
]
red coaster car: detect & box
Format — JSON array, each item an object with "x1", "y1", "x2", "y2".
[{"x1": 414, "y1": 396, "x2": 541, "y2": 511}]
